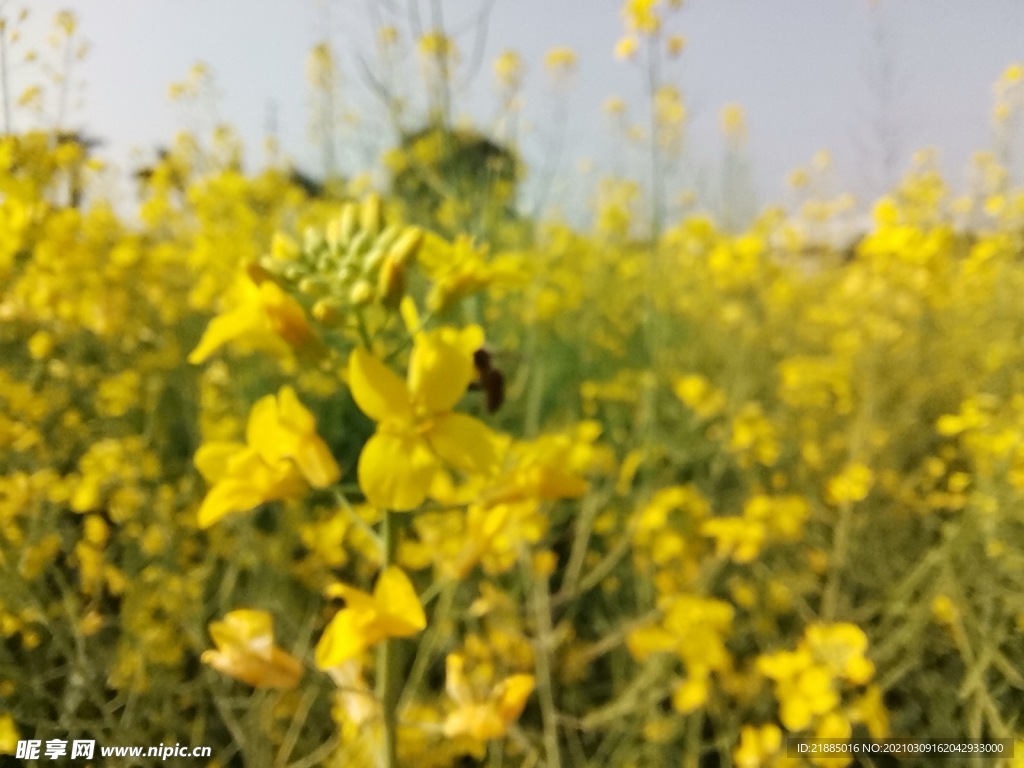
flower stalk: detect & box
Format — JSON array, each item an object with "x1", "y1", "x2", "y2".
[{"x1": 377, "y1": 508, "x2": 400, "y2": 768}]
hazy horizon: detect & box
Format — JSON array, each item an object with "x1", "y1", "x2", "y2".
[{"x1": 11, "y1": 0, "x2": 1024, "y2": 219}]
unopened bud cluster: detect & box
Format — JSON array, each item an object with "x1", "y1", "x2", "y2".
[{"x1": 256, "y1": 194, "x2": 424, "y2": 323}]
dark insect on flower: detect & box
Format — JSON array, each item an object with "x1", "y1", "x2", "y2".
[{"x1": 471, "y1": 348, "x2": 505, "y2": 414}]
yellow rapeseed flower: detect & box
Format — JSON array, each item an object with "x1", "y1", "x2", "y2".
[
  {"x1": 614, "y1": 36, "x2": 639, "y2": 61},
  {"x1": 0, "y1": 713, "x2": 19, "y2": 754},
  {"x1": 348, "y1": 326, "x2": 501, "y2": 511},
  {"x1": 721, "y1": 103, "x2": 747, "y2": 145},
  {"x1": 201, "y1": 609, "x2": 303, "y2": 689},
  {"x1": 701, "y1": 517, "x2": 765, "y2": 563},
  {"x1": 734, "y1": 723, "x2": 783, "y2": 768},
  {"x1": 194, "y1": 386, "x2": 340, "y2": 527},
  {"x1": 443, "y1": 653, "x2": 535, "y2": 741},
  {"x1": 544, "y1": 47, "x2": 577, "y2": 75},
  {"x1": 622, "y1": 0, "x2": 661, "y2": 35},
  {"x1": 494, "y1": 50, "x2": 524, "y2": 89},
  {"x1": 666, "y1": 35, "x2": 686, "y2": 58},
  {"x1": 188, "y1": 275, "x2": 315, "y2": 364},
  {"x1": 825, "y1": 463, "x2": 874, "y2": 505},
  {"x1": 316, "y1": 566, "x2": 426, "y2": 668},
  {"x1": 419, "y1": 30, "x2": 457, "y2": 62}
]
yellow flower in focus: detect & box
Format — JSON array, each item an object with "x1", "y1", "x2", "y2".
[
  {"x1": 194, "y1": 386, "x2": 340, "y2": 527},
  {"x1": 348, "y1": 326, "x2": 501, "y2": 511},
  {"x1": 201, "y1": 609, "x2": 303, "y2": 689},
  {"x1": 443, "y1": 653, "x2": 535, "y2": 741},
  {"x1": 316, "y1": 566, "x2": 426, "y2": 668},
  {"x1": 188, "y1": 275, "x2": 315, "y2": 364},
  {"x1": 247, "y1": 386, "x2": 340, "y2": 487}
]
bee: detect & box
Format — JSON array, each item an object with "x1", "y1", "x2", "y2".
[{"x1": 470, "y1": 348, "x2": 505, "y2": 414}]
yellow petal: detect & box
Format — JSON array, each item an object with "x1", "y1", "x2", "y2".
[
  {"x1": 495, "y1": 674, "x2": 535, "y2": 723},
  {"x1": 209, "y1": 609, "x2": 274, "y2": 649},
  {"x1": 188, "y1": 304, "x2": 260, "y2": 364},
  {"x1": 323, "y1": 581, "x2": 376, "y2": 611},
  {"x1": 408, "y1": 329, "x2": 476, "y2": 413},
  {"x1": 259, "y1": 282, "x2": 313, "y2": 348},
  {"x1": 428, "y1": 413, "x2": 500, "y2": 475},
  {"x1": 358, "y1": 432, "x2": 437, "y2": 511},
  {"x1": 671, "y1": 676, "x2": 708, "y2": 714},
  {"x1": 315, "y1": 609, "x2": 364, "y2": 668},
  {"x1": 399, "y1": 295, "x2": 421, "y2": 334},
  {"x1": 532, "y1": 466, "x2": 589, "y2": 499},
  {"x1": 194, "y1": 442, "x2": 246, "y2": 482},
  {"x1": 246, "y1": 387, "x2": 340, "y2": 486},
  {"x1": 349, "y1": 347, "x2": 413, "y2": 423},
  {"x1": 201, "y1": 645, "x2": 303, "y2": 689},
  {"x1": 276, "y1": 385, "x2": 316, "y2": 434},
  {"x1": 293, "y1": 437, "x2": 341, "y2": 488},
  {"x1": 445, "y1": 653, "x2": 473, "y2": 704},
  {"x1": 372, "y1": 566, "x2": 427, "y2": 635},
  {"x1": 197, "y1": 479, "x2": 267, "y2": 528},
  {"x1": 205, "y1": 610, "x2": 297, "y2": 687},
  {"x1": 246, "y1": 393, "x2": 282, "y2": 458}
]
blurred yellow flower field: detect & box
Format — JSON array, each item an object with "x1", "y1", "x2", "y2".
[{"x1": 1, "y1": 3, "x2": 1023, "y2": 767}]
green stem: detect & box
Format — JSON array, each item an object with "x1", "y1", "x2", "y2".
[
  {"x1": 377, "y1": 509, "x2": 400, "y2": 768},
  {"x1": 527, "y1": 556, "x2": 562, "y2": 768},
  {"x1": 641, "y1": 31, "x2": 664, "y2": 491}
]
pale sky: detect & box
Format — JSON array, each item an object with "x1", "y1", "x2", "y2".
[{"x1": 12, "y1": 0, "x2": 1024, "y2": 216}]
